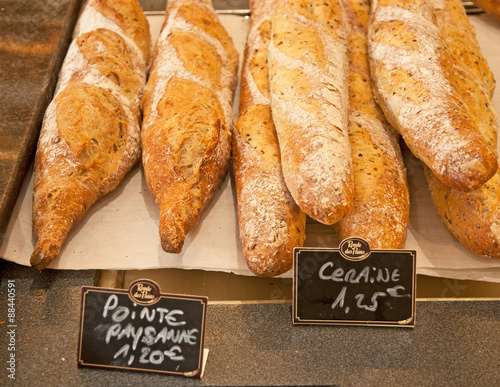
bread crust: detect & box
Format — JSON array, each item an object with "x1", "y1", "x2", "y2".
[
  {"x1": 335, "y1": 0, "x2": 410, "y2": 249},
  {"x1": 368, "y1": 0, "x2": 498, "y2": 192},
  {"x1": 424, "y1": 166, "x2": 500, "y2": 259},
  {"x1": 268, "y1": 0, "x2": 354, "y2": 225},
  {"x1": 232, "y1": 0, "x2": 306, "y2": 277},
  {"x1": 82, "y1": 0, "x2": 151, "y2": 61},
  {"x1": 423, "y1": 0, "x2": 500, "y2": 259},
  {"x1": 432, "y1": 0, "x2": 495, "y2": 96},
  {"x1": 141, "y1": 0, "x2": 238, "y2": 253},
  {"x1": 31, "y1": 0, "x2": 150, "y2": 270}
]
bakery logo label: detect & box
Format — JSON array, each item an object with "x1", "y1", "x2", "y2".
[
  {"x1": 339, "y1": 237, "x2": 371, "y2": 261},
  {"x1": 128, "y1": 279, "x2": 161, "y2": 305}
]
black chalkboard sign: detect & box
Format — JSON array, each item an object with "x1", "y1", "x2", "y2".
[
  {"x1": 293, "y1": 238, "x2": 416, "y2": 327},
  {"x1": 77, "y1": 279, "x2": 208, "y2": 377}
]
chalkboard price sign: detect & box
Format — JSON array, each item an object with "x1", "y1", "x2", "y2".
[
  {"x1": 293, "y1": 238, "x2": 416, "y2": 327},
  {"x1": 78, "y1": 279, "x2": 208, "y2": 377}
]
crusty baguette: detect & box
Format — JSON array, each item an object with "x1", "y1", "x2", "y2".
[
  {"x1": 431, "y1": 0, "x2": 497, "y2": 147},
  {"x1": 141, "y1": 0, "x2": 238, "y2": 253},
  {"x1": 432, "y1": 0, "x2": 496, "y2": 97},
  {"x1": 31, "y1": 0, "x2": 151, "y2": 270},
  {"x1": 268, "y1": 0, "x2": 354, "y2": 225},
  {"x1": 334, "y1": 0, "x2": 409, "y2": 249},
  {"x1": 367, "y1": 0, "x2": 498, "y2": 192},
  {"x1": 472, "y1": 0, "x2": 500, "y2": 21},
  {"x1": 424, "y1": 166, "x2": 500, "y2": 259},
  {"x1": 75, "y1": 0, "x2": 151, "y2": 62},
  {"x1": 423, "y1": 0, "x2": 500, "y2": 259},
  {"x1": 233, "y1": 0, "x2": 306, "y2": 276}
]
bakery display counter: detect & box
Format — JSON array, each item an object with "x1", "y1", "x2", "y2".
[
  {"x1": 1, "y1": 260, "x2": 499, "y2": 386},
  {"x1": 1, "y1": 0, "x2": 500, "y2": 385}
]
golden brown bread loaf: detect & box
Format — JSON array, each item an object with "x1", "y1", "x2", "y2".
[
  {"x1": 423, "y1": 0, "x2": 500, "y2": 259},
  {"x1": 268, "y1": 0, "x2": 354, "y2": 225},
  {"x1": 31, "y1": 0, "x2": 151, "y2": 270},
  {"x1": 432, "y1": 0, "x2": 497, "y2": 143},
  {"x1": 424, "y1": 167, "x2": 500, "y2": 259},
  {"x1": 472, "y1": 0, "x2": 500, "y2": 21},
  {"x1": 233, "y1": 0, "x2": 306, "y2": 277},
  {"x1": 433, "y1": 0, "x2": 496, "y2": 95},
  {"x1": 367, "y1": 0, "x2": 498, "y2": 192},
  {"x1": 79, "y1": 0, "x2": 151, "y2": 61},
  {"x1": 141, "y1": 0, "x2": 238, "y2": 253},
  {"x1": 334, "y1": 0, "x2": 410, "y2": 249}
]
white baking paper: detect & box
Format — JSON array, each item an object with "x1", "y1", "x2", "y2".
[{"x1": 2, "y1": 12, "x2": 500, "y2": 283}]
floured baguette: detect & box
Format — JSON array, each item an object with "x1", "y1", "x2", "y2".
[
  {"x1": 31, "y1": 0, "x2": 151, "y2": 270},
  {"x1": 423, "y1": 0, "x2": 500, "y2": 259},
  {"x1": 431, "y1": 0, "x2": 497, "y2": 149},
  {"x1": 141, "y1": 0, "x2": 238, "y2": 253},
  {"x1": 233, "y1": 0, "x2": 306, "y2": 276},
  {"x1": 432, "y1": 0, "x2": 495, "y2": 97},
  {"x1": 334, "y1": 0, "x2": 409, "y2": 249},
  {"x1": 268, "y1": 0, "x2": 353, "y2": 225},
  {"x1": 368, "y1": 0, "x2": 498, "y2": 192}
]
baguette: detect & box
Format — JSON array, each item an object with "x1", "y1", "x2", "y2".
[
  {"x1": 367, "y1": 0, "x2": 498, "y2": 192},
  {"x1": 424, "y1": 167, "x2": 500, "y2": 259},
  {"x1": 334, "y1": 0, "x2": 409, "y2": 249},
  {"x1": 141, "y1": 0, "x2": 238, "y2": 253},
  {"x1": 233, "y1": 0, "x2": 306, "y2": 276},
  {"x1": 432, "y1": 0, "x2": 497, "y2": 148},
  {"x1": 268, "y1": 0, "x2": 354, "y2": 225},
  {"x1": 432, "y1": 0, "x2": 495, "y2": 97},
  {"x1": 30, "y1": 0, "x2": 151, "y2": 270},
  {"x1": 423, "y1": 0, "x2": 500, "y2": 259}
]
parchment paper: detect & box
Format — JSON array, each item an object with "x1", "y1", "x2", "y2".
[{"x1": 2, "y1": 12, "x2": 500, "y2": 282}]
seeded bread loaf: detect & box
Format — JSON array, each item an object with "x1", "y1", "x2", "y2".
[
  {"x1": 31, "y1": 0, "x2": 151, "y2": 270},
  {"x1": 268, "y1": 0, "x2": 354, "y2": 225},
  {"x1": 423, "y1": 0, "x2": 500, "y2": 259},
  {"x1": 368, "y1": 0, "x2": 498, "y2": 192},
  {"x1": 432, "y1": 0, "x2": 495, "y2": 96},
  {"x1": 424, "y1": 166, "x2": 500, "y2": 259},
  {"x1": 334, "y1": 0, "x2": 409, "y2": 249},
  {"x1": 141, "y1": 0, "x2": 238, "y2": 253},
  {"x1": 431, "y1": 0, "x2": 497, "y2": 147},
  {"x1": 233, "y1": 0, "x2": 306, "y2": 277}
]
